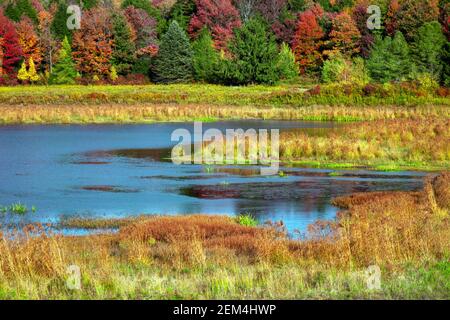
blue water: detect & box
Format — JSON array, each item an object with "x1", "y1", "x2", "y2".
[{"x1": 0, "y1": 121, "x2": 426, "y2": 232}]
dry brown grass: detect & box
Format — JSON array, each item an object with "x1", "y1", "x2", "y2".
[
  {"x1": 0, "y1": 173, "x2": 448, "y2": 298},
  {"x1": 0, "y1": 103, "x2": 449, "y2": 124},
  {"x1": 280, "y1": 118, "x2": 450, "y2": 169}
]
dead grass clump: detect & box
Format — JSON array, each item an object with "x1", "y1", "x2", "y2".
[{"x1": 430, "y1": 172, "x2": 450, "y2": 211}]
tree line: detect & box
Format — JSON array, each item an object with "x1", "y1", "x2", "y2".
[{"x1": 0, "y1": 0, "x2": 448, "y2": 86}]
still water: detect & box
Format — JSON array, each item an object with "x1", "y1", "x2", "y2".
[{"x1": 0, "y1": 121, "x2": 425, "y2": 232}]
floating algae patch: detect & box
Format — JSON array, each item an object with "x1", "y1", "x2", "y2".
[
  {"x1": 180, "y1": 178, "x2": 424, "y2": 201},
  {"x1": 82, "y1": 148, "x2": 173, "y2": 162},
  {"x1": 80, "y1": 185, "x2": 139, "y2": 193}
]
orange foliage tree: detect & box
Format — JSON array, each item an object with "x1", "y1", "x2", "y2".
[
  {"x1": 16, "y1": 17, "x2": 42, "y2": 69},
  {"x1": 325, "y1": 12, "x2": 361, "y2": 58},
  {"x1": 72, "y1": 8, "x2": 113, "y2": 77}
]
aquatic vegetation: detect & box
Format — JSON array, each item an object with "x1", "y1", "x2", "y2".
[
  {"x1": 0, "y1": 173, "x2": 447, "y2": 299},
  {"x1": 0, "y1": 203, "x2": 31, "y2": 215},
  {"x1": 235, "y1": 214, "x2": 258, "y2": 227}
]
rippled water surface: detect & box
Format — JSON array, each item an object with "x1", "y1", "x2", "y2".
[{"x1": 0, "y1": 121, "x2": 426, "y2": 232}]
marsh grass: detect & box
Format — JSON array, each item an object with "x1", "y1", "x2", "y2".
[
  {"x1": 280, "y1": 118, "x2": 450, "y2": 170},
  {"x1": 0, "y1": 173, "x2": 448, "y2": 299},
  {"x1": 0, "y1": 84, "x2": 448, "y2": 124}
]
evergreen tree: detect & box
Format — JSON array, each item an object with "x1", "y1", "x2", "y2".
[
  {"x1": 277, "y1": 43, "x2": 298, "y2": 81},
  {"x1": 169, "y1": 0, "x2": 196, "y2": 31},
  {"x1": 51, "y1": 2, "x2": 72, "y2": 40},
  {"x1": 192, "y1": 28, "x2": 219, "y2": 82},
  {"x1": 367, "y1": 32, "x2": 411, "y2": 82},
  {"x1": 226, "y1": 18, "x2": 279, "y2": 85},
  {"x1": 153, "y1": 20, "x2": 193, "y2": 83},
  {"x1": 412, "y1": 21, "x2": 447, "y2": 80},
  {"x1": 389, "y1": 31, "x2": 412, "y2": 81},
  {"x1": 49, "y1": 36, "x2": 77, "y2": 84},
  {"x1": 5, "y1": 0, "x2": 38, "y2": 23},
  {"x1": 111, "y1": 12, "x2": 136, "y2": 75}
]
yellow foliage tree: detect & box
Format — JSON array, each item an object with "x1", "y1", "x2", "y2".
[
  {"x1": 28, "y1": 57, "x2": 39, "y2": 82},
  {"x1": 17, "y1": 61, "x2": 29, "y2": 82}
]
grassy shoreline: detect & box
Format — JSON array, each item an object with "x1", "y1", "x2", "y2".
[
  {"x1": 0, "y1": 84, "x2": 449, "y2": 125},
  {"x1": 0, "y1": 173, "x2": 448, "y2": 299}
]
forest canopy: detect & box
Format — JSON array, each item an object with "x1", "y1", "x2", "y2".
[{"x1": 0, "y1": 0, "x2": 448, "y2": 86}]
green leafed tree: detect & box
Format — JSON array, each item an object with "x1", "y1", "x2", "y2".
[
  {"x1": 111, "y1": 11, "x2": 136, "y2": 75},
  {"x1": 412, "y1": 21, "x2": 447, "y2": 80},
  {"x1": 192, "y1": 28, "x2": 219, "y2": 82},
  {"x1": 442, "y1": 41, "x2": 450, "y2": 87},
  {"x1": 49, "y1": 36, "x2": 78, "y2": 84},
  {"x1": 51, "y1": 2, "x2": 72, "y2": 41},
  {"x1": 226, "y1": 18, "x2": 279, "y2": 85},
  {"x1": 153, "y1": 20, "x2": 193, "y2": 83},
  {"x1": 277, "y1": 43, "x2": 298, "y2": 81}
]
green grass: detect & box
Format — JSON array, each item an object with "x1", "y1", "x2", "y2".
[
  {"x1": 235, "y1": 214, "x2": 258, "y2": 227},
  {"x1": 0, "y1": 203, "x2": 31, "y2": 215}
]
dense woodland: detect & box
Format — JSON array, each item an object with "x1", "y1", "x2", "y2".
[{"x1": 0, "y1": 0, "x2": 449, "y2": 87}]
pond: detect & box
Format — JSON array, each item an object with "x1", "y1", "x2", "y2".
[{"x1": 0, "y1": 121, "x2": 426, "y2": 233}]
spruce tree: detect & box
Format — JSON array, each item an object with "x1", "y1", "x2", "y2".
[
  {"x1": 192, "y1": 28, "x2": 219, "y2": 82},
  {"x1": 111, "y1": 12, "x2": 136, "y2": 75},
  {"x1": 389, "y1": 31, "x2": 412, "y2": 81},
  {"x1": 51, "y1": 3, "x2": 72, "y2": 40},
  {"x1": 412, "y1": 21, "x2": 446, "y2": 80},
  {"x1": 49, "y1": 36, "x2": 77, "y2": 84},
  {"x1": 366, "y1": 35, "x2": 394, "y2": 83},
  {"x1": 367, "y1": 32, "x2": 411, "y2": 83},
  {"x1": 227, "y1": 18, "x2": 279, "y2": 85},
  {"x1": 153, "y1": 21, "x2": 193, "y2": 83}
]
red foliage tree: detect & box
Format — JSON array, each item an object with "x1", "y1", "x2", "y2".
[
  {"x1": 387, "y1": 0, "x2": 440, "y2": 40},
  {"x1": 326, "y1": 12, "x2": 361, "y2": 57},
  {"x1": 189, "y1": 0, "x2": 241, "y2": 51},
  {"x1": 72, "y1": 8, "x2": 113, "y2": 77},
  {"x1": 352, "y1": 2, "x2": 374, "y2": 58},
  {"x1": 0, "y1": 10, "x2": 23, "y2": 77},
  {"x1": 292, "y1": 7, "x2": 325, "y2": 73}
]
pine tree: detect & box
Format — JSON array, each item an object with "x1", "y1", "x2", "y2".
[
  {"x1": 277, "y1": 43, "x2": 298, "y2": 81},
  {"x1": 366, "y1": 35, "x2": 394, "y2": 83},
  {"x1": 389, "y1": 31, "x2": 411, "y2": 81},
  {"x1": 17, "y1": 60, "x2": 29, "y2": 81},
  {"x1": 153, "y1": 21, "x2": 193, "y2": 83},
  {"x1": 192, "y1": 28, "x2": 219, "y2": 82},
  {"x1": 367, "y1": 32, "x2": 412, "y2": 83},
  {"x1": 226, "y1": 18, "x2": 279, "y2": 85},
  {"x1": 412, "y1": 21, "x2": 447, "y2": 80},
  {"x1": 111, "y1": 12, "x2": 136, "y2": 75},
  {"x1": 51, "y1": 3, "x2": 71, "y2": 40},
  {"x1": 28, "y1": 57, "x2": 39, "y2": 82},
  {"x1": 49, "y1": 36, "x2": 77, "y2": 84}
]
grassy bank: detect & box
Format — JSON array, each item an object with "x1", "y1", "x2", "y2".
[
  {"x1": 280, "y1": 118, "x2": 450, "y2": 171},
  {"x1": 0, "y1": 173, "x2": 448, "y2": 299},
  {"x1": 0, "y1": 84, "x2": 449, "y2": 124}
]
